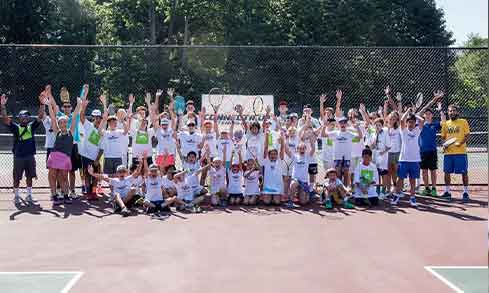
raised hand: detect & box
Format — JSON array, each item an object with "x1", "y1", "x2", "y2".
[
  {"x1": 336, "y1": 89, "x2": 343, "y2": 101},
  {"x1": 384, "y1": 86, "x2": 391, "y2": 96},
  {"x1": 39, "y1": 91, "x2": 49, "y2": 105},
  {"x1": 265, "y1": 104, "x2": 272, "y2": 114},
  {"x1": 99, "y1": 94, "x2": 107, "y2": 106},
  {"x1": 156, "y1": 89, "x2": 163, "y2": 98},
  {"x1": 319, "y1": 94, "x2": 326, "y2": 104},
  {"x1": 434, "y1": 90, "x2": 444, "y2": 100},
  {"x1": 82, "y1": 84, "x2": 89, "y2": 99},
  {"x1": 145, "y1": 93, "x2": 151, "y2": 105},
  {"x1": 167, "y1": 88, "x2": 175, "y2": 98},
  {"x1": 0, "y1": 94, "x2": 7, "y2": 106},
  {"x1": 359, "y1": 103, "x2": 366, "y2": 113},
  {"x1": 128, "y1": 93, "x2": 135, "y2": 104},
  {"x1": 45, "y1": 84, "x2": 53, "y2": 98},
  {"x1": 436, "y1": 101, "x2": 442, "y2": 111}
]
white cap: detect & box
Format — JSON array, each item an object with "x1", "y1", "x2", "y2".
[
  {"x1": 91, "y1": 109, "x2": 102, "y2": 117},
  {"x1": 160, "y1": 118, "x2": 170, "y2": 125}
]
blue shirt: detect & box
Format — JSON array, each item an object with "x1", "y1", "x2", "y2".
[
  {"x1": 7, "y1": 120, "x2": 41, "y2": 158},
  {"x1": 419, "y1": 121, "x2": 441, "y2": 152}
]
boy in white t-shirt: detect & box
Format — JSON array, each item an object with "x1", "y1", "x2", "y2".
[
  {"x1": 142, "y1": 164, "x2": 176, "y2": 214},
  {"x1": 102, "y1": 115, "x2": 129, "y2": 175},
  {"x1": 353, "y1": 148, "x2": 380, "y2": 207},
  {"x1": 88, "y1": 163, "x2": 142, "y2": 217},
  {"x1": 177, "y1": 120, "x2": 203, "y2": 159},
  {"x1": 285, "y1": 138, "x2": 315, "y2": 207},
  {"x1": 261, "y1": 132, "x2": 285, "y2": 205},
  {"x1": 173, "y1": 163, "x2": 210, "y2": 213},
  {"x1": 369, "y1": 118, "x2": 391, "y2": 199},
  {"x1": 391, "y1": 109, "x2": 424, "y2": 207},
  {"x1": 319, "y1": 118, "x2": 336, "y2": 171},
  {"x1": 243, "y1": 156, "x2": 261, "y2": 206},
  {"x1": 228, "y1": 146, "x2": 244, "y2": 205},
  {"x1": 323, "y1": 168, "x2": 354, "y2": 209},
  {"x1": 282, "y1": 127, "x2": 299, "y2": 201},
  {"x1": 209, "y1": 155, "x2": 228, "y2": 207}
]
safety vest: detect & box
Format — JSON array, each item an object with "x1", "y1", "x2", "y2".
[{"x1": 18, "y1": 125, "x2": 33, "y2": 141}]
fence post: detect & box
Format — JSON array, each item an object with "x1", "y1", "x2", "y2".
[{"x1": 443, "y1": 47, "x2": 449, "y2": 108}]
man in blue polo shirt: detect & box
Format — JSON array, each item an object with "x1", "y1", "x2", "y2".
[{"x1": 1, "y1": 93, "x2": 44, "y2": 204}]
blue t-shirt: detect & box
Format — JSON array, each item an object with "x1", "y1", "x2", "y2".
[
  {"x1": 7, "y1": 120, "x2": 41, "y2": 158},
  {"x1": 419, "y1": 121, "x2": 441, "y2": 152}
]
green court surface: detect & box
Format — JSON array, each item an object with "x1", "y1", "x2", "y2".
[
  {"x1": 425, "y1": 267, "x2": 488, "y2": 293},
  {"x1": 0, "y1": 272, "x2": 83, "y2": 293}
]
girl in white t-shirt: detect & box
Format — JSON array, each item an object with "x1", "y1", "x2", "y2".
[
  {"x1": 142, "y1": 164, "x2": 176, "y2": 214},
  {"x1": 228, "y1": 146, "x2": 244, "y2": 205},
  {"x1": 155, "y1": 118, "x2": 177, "y2": 171},
  {"x1": 173, "y1": 164, "x2": 210, "y2": 213},
  {"x1": 243, "y1": 157, "x2": 261, "y2": 206},
  {"x1": 387, "y1": 112, "x2": 402, "y2": 192},
  {"x1": 319, "y1": 118, "x2": 336, "y2": 171},
  {"x1": 261, "y1": 132, "x2": 285, "y2": 205},
  {"x1": 370, "y1": 118, "x2": 391, "y2": 198},
  {"x1": 285, "y1": 138, "x2": 315, "y2": 206},
  {"x1": 129, "y1": 117, "x2": 155, "y2": 168},
  {"x1": 282, "y1": 127, "x2": 299, "y2": 200}
]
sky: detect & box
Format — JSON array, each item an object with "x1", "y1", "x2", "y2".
[{"x1": 435, "y1": 0, "x2": 488, "y2": 46}]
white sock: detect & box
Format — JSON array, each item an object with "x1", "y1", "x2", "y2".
[
  {"x1": 445, "y1": 185, "x2": 450, "y2": 193},
  {"x1": 14, "y1": 188, "x2": 19, "y2": 197},
  {"x1": 463, "y1": 186, "x2": 468, "y2": 193},
  {"x1": 26, "y1": 187, "x2": 32, "y2": 196}
]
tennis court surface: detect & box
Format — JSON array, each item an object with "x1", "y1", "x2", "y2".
[{"x1": 1, "y1": 187, "x2": 487, "y2": 293}]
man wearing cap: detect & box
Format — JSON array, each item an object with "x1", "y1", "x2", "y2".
[
  {"x1": 1, "y1": 93, "x2": 44, "y2": 204},
  {"x1": 177, "y1": 120, "x2": 203, "y2": 159},
  {"x1": 79, "y1": 94, "x2": 108, "y2": 200}
]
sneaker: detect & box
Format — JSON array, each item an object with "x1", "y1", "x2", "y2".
[
  {"x1": 25, "y1": 195, "x2": 34, "y2": 204},
  {"x1": 422, "y1": 188, "x2": 431, "y2": 196},
  {"x1": 430, "y1": 188, "x2": 438, "y2": 197},
  {"x1": 81, "y1": 186, "x2": 87, "y2": 194},
  {"x1": 286, "y1": 200, "x2": 294, "y2": 209},
  {"x1": 343, "y1": 200, "x2": 354, "y2": 209},
  {"x1": 390, "y1": 194, "x2": 401, "y2": 205},
  {"x1": 462, "y1": 192, "x2": 470, "y2": 203},
  {"x1": 69, "y1": 191, "x2": 78, "y2": 200},
  {"x1": 52, "y1": 195, "x2": 62, "y2": 206},
  {"x1": 441, "y1": 192, "x2": 452, "y2": 200},
  {"x1": 14, "y1": 195, "x2": 21, "y2": 205},
  {"x1": 324, "y1": 199, "x2": 333, "y2": 209},
  {"x1": 63, "y1": 195, "x2": 73, "y2": 204},
  {"x1": 409, "y1": 196, "x2": 417, "y2": 207},
  {"x1": 378, "y1": 192, "x2": 385, "y2": 200},
  {"x1": 121, "y1": 207, "x2": 130, "y2": 217}
]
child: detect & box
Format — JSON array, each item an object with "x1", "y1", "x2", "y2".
[
  {"x1": 282, "y1": 127, "x2": 299, "y2": 201},
  {"x1": 173, "y1": 164, "x2": 210, "y2": 213},
  {"x1": 155, "y1": 117, "x2": 177, "y2": 171},
  {"x1": 243, "y1": 157, "x2": 261, "y2": 206},
  {"x1": 370, "y1": 118, "x2": 391, "y2": 199},
  {"x1": 323, "y1": 168, "x2": 354, "y2": 209},
  {"x1": 209, "y1": 155, "x2": 228, "y2": 207},
  {"x1": 228, "y1": 147, "x2": 244, "y2": 205},
  {"x1": 391, "y1": 109, "x2": 424, "y2": 207},
  {"x1": 88, "y1": 162, "x2": 142, "y2": 217},
  {"x1": 142, "y1": 164, "x2": 176, "y2": 214},
  {"x1": 353, "y1": 148, "x2": 380, "y2": 206},
  {"x1": 261, "y1": 132, "x2": 285, "y2": 205},
  {"x1": 319, "y1": 118, "x2": 336, "y2": 171},
  {"x1": 102, "y1": 115, "x2": 130, "y2": 175},
  {"x1": 285, "y1": 138, "x2": 315, "y2": 207},
  {"x1": 162, "y1": 166, "x2": 177, "y2": 198}
]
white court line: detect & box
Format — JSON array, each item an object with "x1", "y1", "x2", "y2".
[
  {"x1": 0, "y1": 271, "x2": 84, "y2": 293},
  {"x1": 424, "y1": 266, "x2": 488, "y2": 293}
]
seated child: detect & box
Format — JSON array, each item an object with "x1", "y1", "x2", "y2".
[
  {"x1": 227, "y1": 147, "x2": 244, "y2": 205},
  {"x1": 142, "y1": 163, "x2": 176, "y2": 214},
  {"x1": 323, "y1": 168, "x2": 354, "y2": 209},
  {"x1": 353, "y1": 148, "x2": 380, "y2": 206},
  {"x1": 261, "y1": 134, "x2": 285, "y2": 205},
  {"x1": 173, "y1": 164, "x2": 210, "y2": 213},
  {"x1": 243, "y1": 157, "x2": 261, "y2": 206}
]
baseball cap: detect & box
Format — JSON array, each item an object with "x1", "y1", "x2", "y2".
[
  {"x1": 149, "y1": 164, "x2": 159, "y2": 171},
  {"x1": 107, "y1": 115, "x2": 117, "y2": 121},
  {"x1": 303, "y1": 104, "x2": 312, "y2": 109},
  {"x1": 186, "y1": 100, "x2": 194, "y2": 106},
  {"x1": 160, "y1": 118, "x2": 170, "y2": 125},
  {"x1": 91, "y1": 109, "x2": 102, "y2": 117},
  {"x1": 186, "y1": 120, "x2": 196, "y2": 126},
  {"x1": 116, "y1": 165, "x2": 127, "y2": 172},
  {"x1": 18, "y1": 110, "x2": 31, "y2": 118},
  {"x1": 279, "y1": 100, "x2": 288, "y2": 106},
  {"x1": 325, "y1": 168, "x2": 337, "y2": 176},
  {"x1": 337, "y1": 116, "x2": 348, "y2": 123},
  {"x1": 288, "y1": 113, "x2": 298, "y2": 118}
]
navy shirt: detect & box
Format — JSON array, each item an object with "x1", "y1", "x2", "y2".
[
  {"x1": 8, "y1": 120, "x2": 41, "y2": 158},
  {"x1": 419, "y1": 121, "x2": 441, "y2": 153}
]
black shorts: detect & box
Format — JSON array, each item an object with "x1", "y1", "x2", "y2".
[
  {"x1": 46, "y1": 148, "x2": 53, "y2": 167},
  {"x1": 420, "y1": 151, "x2": 438, "y2": 170},
  {"x1": 378, "y1": 169, "x2": 388, "y2": 176},
  {"x1": 308, "y1": 163, "x2": 318, "y2": 175},
  {"x1": 81, "y1": 156, "x2": 94, "y2": 169},
  {"x1": 229, "y1": 193, "x2": 243, "y2": 199},
  {"x1": 354, "y1": 197, "x2": 379, "y2": 206},
  {"x1": 104, "y1": 157, "x2": 123, "y2": 175},
  {"x1": 131, "y1": 157, "x2": 153, "y2": 168},
  {"x1": 13, "y1": 156, "x2": 37, "y2": 181},
  {"x1": 70, "y1": 144, "x2": 82, "y2": 172}
]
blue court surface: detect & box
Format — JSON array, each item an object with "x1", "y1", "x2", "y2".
[
  {"x1": 0, "y1": 272, "x2": 83, "y2": 293},
  {"x1": 425, "y1": 266, "x2": 488, "y2": 293}
]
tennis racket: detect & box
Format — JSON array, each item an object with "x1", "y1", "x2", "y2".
[
  {"x1": 395, "y1": 92, "x2": 402, "y2": 102},
  {"x1": 174, "y1": 95, "x2": 186, "y2": 116},
  {"x1": 414, "y1": 92, "x2": 423, "y2": 111},
  {"x1": 442, "y1": 137, "x2": 457, "y2": 150},
  {"x1": 252, "y1": 96, "x2": 264, "y2": 118},
  {"x1": 208, "y1": 87, "x2": 224, "y2": 113}
]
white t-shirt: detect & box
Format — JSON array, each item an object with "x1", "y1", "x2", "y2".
[
  {"x1": 175, "y1": 176, "x2": 195, "y2": 201},
  {"x1": 285, "y1": 136, "x2": 300, "y2": 160},
  {"x1": 244, "y1": 169, "x2": 260, "y2": 195},
  {"x1": 42, "y1": 116, "x2": 56, "y2": 148},
  {"x1": 349, "y1": 125, "x2": 365, "y2": 158},
  {"x1": 80, "y1": 120, "x2": 102, "y2": 160},
  {"x1": 329, "y1": 130, "x2": 356, "y2": 161},
  {"x1": 144, "y1": 176, "x2": 164, "y2": 202},
  {"x1": 178, "y1": 131, "x2": 202, "y2": 157},
  {"x1": 245, "y1": 132, "x2": 264, "y2": 160},
  {"x1": 202, "y1": 132, "x2": 218, "y2": 157},
  {"x1": 161, "y1": 175, "x2": 176, "y2": 190},
  {"x1": 103, "y1": 129, "x2": 128, "y2": 158},
  {"x1": 209, "y1": 166, "x2": 226, "y2": 194},
  {"x1": 324, "y1": 178, "x2": 345, "y2": 192},
  {"x1": 227, "y1": 169, "x2": 243, "y2": 194},
  {"x1": 399, "y1": 127, "x2": 421, "y2": 162},
  {"x1": 155, "y1": 127, "x2": 176, "y2": 155},
  {"x1": 183, "y1": 161, "x2": 200, "y2": 190},
  {"x1": 109, "y1": 175, "x2": 134, "y2": 198},
  {"x1": 217, "y1": 138, "x2": 233, "y2": 162},
  {"x1": 320, "y1": 135, "x2": 334, "y2": 162},
  {"x1": 116, "y1": 121, "x2": 130, "y2": 156},
  {"x1": 131, "y1": 128, "x2": 155, "y2": 158},
  {"x1": 354, "y1": 162, "x2": 379, "y2": 198},
  {"x1": 372, "y1": 128, "x2": 391, "y2": 170},
  {"x1": 388, "y1": 127, "x2": 402, "y2": 153},
  {"x1": 291, "y1": 154, "x2": 310, "y2": 183},
  {"x1": 262, "y1": 158, "x2": 284, "y2": 194}
]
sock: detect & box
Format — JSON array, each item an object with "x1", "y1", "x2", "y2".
[
  {"x1": 14, "y1": 188, "x2": 19, "y2": 197},
  {"x1": 463, "y1": 186, "x2": 468, "y2": 193},
  {"x1": 26, "y1": 187, "x2": 32, "y2": 196},
  {"x1": 445, "y1": 185, "x2": 450, "y2": 193}
]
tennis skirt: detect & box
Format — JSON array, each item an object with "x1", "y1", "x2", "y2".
[{"x1": 47, "y1": 151, "x2": 72, "y2": 171}]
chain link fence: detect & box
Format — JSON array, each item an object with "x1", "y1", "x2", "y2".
[{"x1": 0, "y1": 45, "x2": 487, "y2": 188}]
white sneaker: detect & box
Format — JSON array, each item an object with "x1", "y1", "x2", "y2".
[
  {"x1": 13, "y1": 195, "x2": 21, "y2": 205},
  {"x1": 378, "y1": 192, "x2": 385, "y2": 200},
  {"x1": 26, "y1": 195, "x2": 34, "y2": 203},
  {"x1": 409, "y1": 196, "x2": 417, "y2": 207},
  {"x1": 390, "y1": 194, "x2": 401, "y2": 205}
]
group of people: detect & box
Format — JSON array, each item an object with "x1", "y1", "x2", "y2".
[{"x1": 0, "y1": 84, "x2": 471, "y2": 216}]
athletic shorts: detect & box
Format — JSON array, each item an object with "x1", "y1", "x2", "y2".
[
  {"x1": 147, "y1": 200, "x2": 171, "y2": 213},
  {"x1": 131, "y1": 157, "x2": 153, "y2": 168},
  {"x1": 293, "y1": 179, "x2": 310, "y2": 193},
  {"x1": 334, "y1": 159, "x2": 350, "y2": 169},
  {"x1": 443, "y1": 154, "x2": 468, "y2": 175},
  {"x1": 229, "y1": 193, "x2": 243, "y2": 200},
  {"x1": 70, "y1": 144, "x2": 82, "y2": 172},
  {"x1": 104, "y1": 157, "x2": 123, "y2": 175},
  {"x1": 13, "y1": 156, "x2": 37, "y2": 181},
  {"x1": 420, "y1": 151, "x2": 438, "y2": 170},
  {"x1": 46, "y1": 148, "x2": 53, "y2": 167},
  {"x1": 388, "y1": 152, "x2": 400, "y2": 167},
  {"x1": 397, "y1": 161, "x2": 420, "y2": 179},
  {"x1": 308, "y1": 163, "x2": 318, "y2": 175},
  {"x1": 378, "y1": 169, "x2": 388, "y2": 176}
]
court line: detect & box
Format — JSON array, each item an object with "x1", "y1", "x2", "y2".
[
  {"x1": 424, "y1": 266, "x2": 463, "y2": 293},
  {"x1": 0, "y1": 271, "x2": 84, "y2": 293}
]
